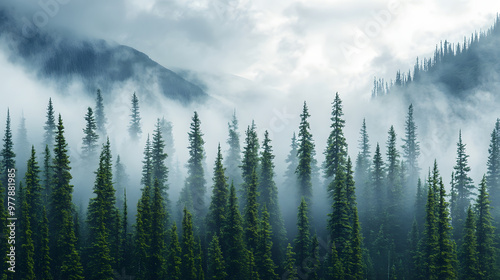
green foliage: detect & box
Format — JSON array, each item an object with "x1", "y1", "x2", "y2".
[
  {"x1": 284, "y1": 133, "x2": 299, "y2": 193},
  {"x1": 43, "y1": 98, "x2": 56, "y2": 148},
  {"x1": 1, "y1": 109, "x2": 15, "y2": 193},
  {"x1": 20, "y1": 182, "x2": 36, "y2": 280},
  {"x1": 371, "y1": 143, "x2": 386, "y2": 215},
  {"x1": 296, "y1": 102, "x2": 315, "y2": 205},
  {"x1": 135, "y1": 184, "x2": 151, "y2": 277},
  {"x1": 94, "y1": 89, "x2": 107, "y2": 135},
  {"x1": 152, "y1": 118, "x2": 169, "y2": 199},
  {"x1": 436, "y1": 178, "x2": 457, "y2": 280},
  {"x1": 329, "y1": 163, "x2": 350, "y2": 261},
  {"x1": 241, "y1": 121, "x2": 259, "y2": 210},
  {"x1": 167, "y1": 223, "x2": 182, "y2": 280},
  {"x1": 283, "y1": 244, "x2": 298, "y2": 280},
  {"x1": 402, "y1": 104, "x2": 420, "y2": 188},
  {"x1": 206, "y1": 235, "x2": 226, "y2": 280},
  {"x1": 149, "y1": 179, "x2": 167, "y2": 279},
  {"x1": 460, "y1": 206, "x2": 480, "y2": 279},
  {"x1": 245, "y1": 169, "x2": 260, "y2": 253},
  {"x1": 181, "y1": 207, "x2": 197, "y2": 280},
  {"x1": 225, "y1": 111, "x2": 242, "y2": 187},
  {"x1": 141, "y1": 135, "x2": 153, "y2": 189},
  {"x1": 81, "y1": 107, "x2": 99, "y2": 160},
  {"x1": 294, "y1": 198, "x2": 311, "y2": 269},
  {"x1": 476, "y1": 176, "x2": 497, "y2": 279},
  {"x1": 324, "y1": 92, "x2": 347, "y2": 179},
  {"x1": 207, "y1": 144, "x2": 228, "y2": 236},
  {"x1": 128, "y1": 92, "x2": 142, "y2": 141},
  {"x1": 256, "y1": 206, "x2": 278, "y2": 280}
]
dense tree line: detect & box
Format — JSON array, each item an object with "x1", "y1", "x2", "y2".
[{"x1": 2, "y1": 90, "x2": 499, "y2": 280}]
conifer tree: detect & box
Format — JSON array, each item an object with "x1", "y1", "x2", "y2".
[
  {"x1": 135, "y1": 184, "x2": 151, "y2": 277},
  {"x1": 415, "y1": 178, "x2": 427, "y2": 233},
  {"x1": 42, "y1": 145, "x2": 52, "y2": 205},
  {"x1": 207, "y1": 144, "x2": 228, "y2": 236},
  {"x1": 324, "y1": 92, "x2": 347, "y2": 180},
  {"x1": 152, "y1": 119, "x2": 169, "y2": 195},
  {"x1": 486, "y1": 119, "x2": 500, "y2": 222},
  {"x1": 195, "y1": 238, "x2": 204, "y2": 280},
  {"x1": 182, "y1": 207, "x2": 197, "y2": 280},
  {"x1": 329, "y1": 162, "x2": 350, "y2": 261},
  {"x1": 115, "y1": 155, "x2": 129, "y2": 211},
  {"x1": 355, "y1": 119, "x2": 371, "y2": 217},
  {"x1": 43, "y1": 98, "x2": 56, "y2": 149},
  {"x1": 149, "y1": 179, "x2": 167, "y2": 279},
  {"x1": 167, "y1": 223, "x2": 182, "y2": 280},
  {"x1": 1, "y1": 109, "x2": 15, "y2": 198},
  {"x1": 20, "y1": 182, "x2": 36, "y2": 280},
  {"x1": 371, "y1": 143, "x2": 385, "y2": 216},
  {"x1": 223, "y1": 184, "x2": 247, "y2": 280},
  {"x1": 141, "y1": 135, "x2": 153, "y2": 189},
  {"x1": 460, "y1": 206, "x2": 480, "y2": 280},
  {"x1": 225, "y1": 111, "x2": 242, "y2": 187},
  {"x1": 386, "y1": 126, "x2": 404, "y2": 250},
  {"x1": 296, "y1": 102, "x2": 315, "y2": 205},
  {"x1": 160, "y1": 116, "x2": 176, "y2": 168},
  {"x1": 402, "y1": 104, "x2": 420, "y2": 191},
  {"x1": 349, "y1": 210, "x2": 365, "y2": 280},
  {"x1": 284, "y1": 133, "x2": 299, "y2": 191},
  {"x1": 128, "y1": 92, "x2": 142, "y2": 141},
  {"x1": 259, "y1": 130, "x2": 287, "y2": 264},
  {"x1": 49, "y1": 115, "x2": 84, "y2": 280},
  {"x1": 452, "y1": 131, "x2": 475, "y2": 243},
  {"x1": 283, "y1": 244, "x2": 298, "y2": 280},
  {"x1": 240, "y1": 122, "x2": 259, "y2": 210},
  {"x1": 40, "y1": 207, "x2": 53, "y2": 280},
  {"x1": 256, "y1": 206, "x2": 278, "y2": 280},
  {"x1": 15, "y1": 113, "x2": 30, "y2": 177},
  {"x1": 436, "y1": 178, "x2": 457, "y2": 280},
  {"x1": 87, "y1": 222, "x2": 113, "y2": 280},
  {"x1": 328, "y1": 243, "x2": 345, "y2": 280},
  {"x1": 476, "y1": 176, "x2": 496, "y2": 279},
  {"x1": 120, "y1": 188, "x2": 132, "y2": 274},
  {"x1": 294, "y1": 197, "x2": 311, "y2": 269},
  {"x1": 94, "y1": 89, "x2": 107, "y2": 136},
  {"x1": 421, "y1": 161, "x2": 439, "y2": 280},
  {"x1": 208, "y1": 235, "x2": 227, "y2": 280},
  {"x1": 182, "y1": 111, "x2": 207, "y2": 222},
  {"x1": 245, "y1": 169, "x2": 260, "y2": 253},
  {"x1": 81, "y1": 107, "x2": 99, "y2": 161}
]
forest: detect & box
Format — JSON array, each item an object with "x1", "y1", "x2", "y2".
[{"x1": 1, "y1": 88, "x2": 498, "y2": 280}]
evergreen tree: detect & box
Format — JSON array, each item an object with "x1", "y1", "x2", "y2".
[
  {"x1": 149, "y1": 179, "x2": 167, "y2": 279},
  {"x1": 167, "y1": 223, "x2": 182, "y2": 280},
  {"x1": 283, "y1": 244, "x2": 298, "y2": 280},
  {"x1": 42, "y1": 145, "x2": 52, "y2": 205},
  {"x1": 349, "y1": 210, "x2": 365, "y2": 280},
  {"x1": 355, "y1": 119, "x2": 371, "y2": 219},
  {"x1": 223, "y1": 184, "x2": 247, "y2": 280},
  {"x1": 115, "y1": 155, "x2": 129, "y2": 211},
  {"x1": 120, "y1": 188, "x2": 132, "y2": 274},
  {"x1": 402, "y1": 104, "x2": 420, "y2": 191},
  {"x1": 40, "y1": 207, "x2": 53, "y2": 280},
  {"x1": 245, "y1": 169, "x2": 260, "y2": 253},
  {"x1": 160, "y1": 116, "x2": 176, "y2": 168},
  {"x1": 371, "y1": 143, "x2": 386, "y2": 216},
  {"x1": 436, "y1": 178, "x2": 457, "y2": 280},
  {"x1": 49, "y1": 115, "x2": 84, "y2": 280},
  {"x1": 240, "y1": 122, "x2": 259, "y2": 210},
  {"x1": 294, "y1": 197, "x2": 311, "y2": 269},
  {"x1": 415, "y1": 178, "x2": 427, "y2": 233},
  {"x1": 486, "y1": 119, "x2": 500, "y2": 222},
  {"x1": 195, "y1": 238, "x2": 204, "y2": 280},
  {"x1": 296, "y1": 102, "x2": 315, "y2": 205},
  {"x1": 259, "y1": 130, "x2": 287, "y2": 264},
  {"x1": 476, "y1": 176, "x2": 496, "y2": 279},
  {"x1": 284, "y1": 133, "x2": 299, "y2": 191},
  {"x1": 1, "y1": 109, "x2": 15, "y2": 199},
  {"x1": 460, "y1": 206, "x2": 480, "y2": 280},
  {"x1": 128, "y1": 92, "x2": 142, "y2": 141},
  {"x1": 256, "y1": 206, "x2": 278, "y2": 280},
  {"x1": 86, "y1": 139, "x2": 120, "y2": 277},
  {"x1": 20, "y1": 182, "x2": 36, "y2": 280},
  {"x1": 81, "y1": 107, "x2": 99, "y2": 161},
  {"x1": 152, "y1": 119, "x2": 169, "y2": 195},
  {"x1": 452, "y1": 131, "x2": 475, "y2": 243},
  {"x1": 225, "y1": 111, "x2": 242, "y2": 187},
  {"x1": 15, "y1": 113, "x2": 30, "y2": 177},
  {"x1": 181, "y1": 111, "x2": 207, "y2": 223},
  {"x1": 421, "y1": 161, "x2": 439, "y2": 280},
  {"x1": 207, "y1": 144, "x2": 228, "y2": 236},
  {"x1": 386, "y1": 126, "x2": 404, "y2": 251},
  {"x1": 329, "y1": 162, "x2": 350, "y2": 262},
  {"x1": 208, "y1": 235, "x2": 227, "y2": 280},
  {"x1": 181, "y1": 207, "x2": 197, "y2": 280},
  {"x1": 43, "y1": 98, "x2": 56, "y2": 149},
  {"x1": 324, "y1": 92, "x2": 348, "y2": 180},
  {"x1": 94, "y1": 89, "x2": 107, "y2": 136},
  {"x1": 328, "y1": 243, "x2": 345, "y2": 280},
  {"x1": 135, "y1": 184, "x2": 151, "y2": 278},
  {"x1": 141, "y1": 135, "x2": 153, "y2": 189}
]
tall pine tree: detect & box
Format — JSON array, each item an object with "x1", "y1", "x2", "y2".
[
  {"x1": 207, "y1": 144, "x2": 229, "y2": 237},
  {"x1": 128, "y1": 92, "x2": 142, "y2": 141},
  {"x1": 81, "y1": 107, "x2": 99, "y2": 161},
  {"x1": 296, "y1": 102, "x2": 315, "y2": 205},
  {"x1": 94, "y1": 89, "x2": 107, "y2": 136},
  {"x1": 225, "y1": 111, "x2": 242, "y2": 187},
  {"x1": 43, "y1": 98, "x2": 56, "y2": 149},
  {"x1": 476, "y1": 176, "x2": 496, "y2": 279},
  {"x1": 324, "y1": 92, "x2": 347, "y2": 181}
]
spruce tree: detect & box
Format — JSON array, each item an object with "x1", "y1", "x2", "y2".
[
  {"x1": 371, "y1": 143, "x2": 385, "y2": 216},
  {"x1": 259, "y1": 130, "x2": 287, "y2": 264},
  {"x1": 222, "y1": 183, "x2": 247, "y2": 280},
  {"x1": 15, "y1": 113, "x2": 30, "y2": 177},
  {"x1": 20, "y1": 182, "x2": 36, "y2": 280},
  {"x1": 135, "y1": 184, "x2": 151, "y2": 277},
  {"x1": 452, "y1": 131, "x2": 475, "y2": 243},
  {"x1": 94, "y1": 89, "x2": 107, "y2": 136},
  {"x1": 349, "y1": 210, "x2": 365, "y2": 280},
  {"x1": 207, "y1": 144, "x2": 228, "y2": 237},
  {"x1": 225, "y1": 111, "x2": 242, "y2": 187},
  {"x1": 294, "y1": 197, "x2": 311, "y2": 269},
  {"x1": 355, "y1": 119, "x2": 371, "y2": 218},
  {"x1": 421, "y1": 161, "x2": 439, "y2": 280},
  {"x1": 141, "y1": 135, "x2": 153, "y2": 189},
  {"x1": 386, "y1": 126, "x2": 404, "y2": 250},
  {"x1": 167, "y1": 223, "x2": 182, "y2": 280},
  {"x1": 245, "y1": 169, "x2": 260, "y2": 253},
  {"x1": 149, "y1": 179, "x2": 167, "y2": 279},
  {"x1": 115, "y1": 155, "x2": 129, "y2": 211},
  {"x1": 256, "y1": 206, "x2": 278, "y2": 280},
  {"x1": 328, "y1": 243, "x2": 345, "y2": 280},
  {"x1": 329, "y1": 162, "x2": 350, "y2": 262},
  {"x1": 40, "y1": 207, "x2": 53, "y2": 280},
  {"x1": 436, "y1": 178, "x2": 457, "y2": 280},
  {"x1": 460, "y1": 206, "x2": 480, "y2": 280},
  {"x1": 1, "y1": 109, "x2": 15, "y2": 199},
  {"x1": 87, "y1": 222, "x2": 113, "y2": 280},
  {"x1": 324, "y1": 92, "x2": 347, "y2": 180},
  {"x1": 208, "y1": 235, "x2": 227, "y2": 280},
  {"x1": 283, "y1": 244, "x2": 298, "y2": 280},
  {"x1": 195, "y1": 238, "x2": 204, "y2": 280},
  {"x1": 296, "y1": 101, "x2": 315, "y2": 205},
  {"x1": 43, "y1": 98, "x2": 56, "y2": 149},
  {"x1": 402, "y1": 104, "x2": 420, "y2": 191},
  {"x1": 182, "y1": 111, "x2": 207, "y2": 222},
  {"x1": 284, "y1": 132, "x2": 299, "y2": 191},
  {"x1": 42, "y1": 145, "x2": 52, "y2": 205},
  {"x1": 49, "y1": 115, "x2": 84, "y2": 280},
  {"x1": 152, "y1": 118, "x2": 169, "y2": 195},
  {"x1": 240, "y1": 122, "x2": 259, "y2": 210},
  {"x1": 128, "y1": 92, "x2": 142, "y2": 141},
  {"x1": 81, "y1": 107, "x2": 99, "y2": 161},
  {"x1": 486, "y1": 119, "x2": 500, "y2": 222},
  {"x1": 181, "y1": 207, "x2": 197, "y2": 280},
  {"x1": 476, "y1": 176, "x2": 496, "y2": 279}
]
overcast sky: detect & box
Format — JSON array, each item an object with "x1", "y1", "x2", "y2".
[{"x1": 4, "y1": 0, "x2": 500, "y2": 101}]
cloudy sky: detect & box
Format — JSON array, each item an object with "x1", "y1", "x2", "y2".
[{"x1": 5, "y1": 0, "x2": 500, "y2": 101}]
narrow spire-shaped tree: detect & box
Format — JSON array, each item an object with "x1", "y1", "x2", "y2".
[
  {"x1": 371, "y1": 143, "x2": 385, "y2": 215},
  {"x1": 256, "y1": 205, "x2": 277, "y2": 280},
  {"x1": 284, "y1": 133, "x2": 299, "y2": 191},
  {"x1": 141, "y1": 135, "x2": 153, "y2": 188},
  {"x1": 324, "y1": 92, "x2": 347, "y2": 180},
  {"x1": 296, "y1": 102, "x2": 315, "y2": 205},
  {"x1": 245, "y1": 169, "x2": 260, "y2": 253},
  {"x1": 152, "y1": 118, "x2": 169, "y2": 193},
  {"x1": 160, "y1": 116, "x2": 176, "y2": 167},
  {"x1": 135, "y1": 184, "x2": 151, "y2": 277},
  {"x1": 208, "y1": 234, "x2": 227, "y2": 280},
  {"x1": 40, "y1": 207, "x2": 53, "y2": 280},
  {"x1": 42, "y1": 145, "x2": 52, "y2": 205},
  {"x1": 207, "y1": 144, "x2": 228, "y2": 236},
  {"x1": 43, "y1": 98, "x2": 56, "y2": 149},
  {"x1": 486, "y1": 119, "x2": 500, "y2": 222},
  {"x1": 240, "y1": 122, "x2": 259, "y2": 210},
  {"x1": 283, "y1": 244, "x2": 298, "y2": 280},
  {"x1": 402, "y1": 104, "x2": 420, "y2": 191},
  {"x1": 2, "y1": 109, "x2": 16, "y2": 197},
  {"x1": 355, "y1": 119, "x2": 371, "y2": 218},
  {"x1": 128, "y1": 92, "x2": 142, "y2": 141},
  {"x1": 81, "y1": 107, "x2": 99, "y2": 161},
  {"x1": 476, "y1": 176, "x2": 496, "y2": 279},
  {"x1": 20, "y1": 182, "x2": 36, "y2": 280},
  {"x1": 181, "y1": 207, "x2": 197, "y2": 280},
  {"x1": 225, "y1": 111, "x2": 242, "y2": 186},
  {"x1": 49, "y1": 115, "x2": 84, "y2": 280},
  {"x1": 167, "y1": 223, "x2": 182, "y2": 280},
  {"x1": 460, "y1": 206, "x2": 480, "y2": 280},
  {"x1": 436, "y1": 178, "x2": 457, "y2": 280},
  {"x1": 149, "y1": 179, "x2": 167, "y2": 279},
  {"x1": 294, "y1": 197, "x2": 311, "y2": 269},
  {"x1": 329, "y1": 162, "x2": 351, "y2": 261},
  {"x1": 15, "y1": 113, "x2": 30, "y2": 177},
  {"x1": 94, "y1": 89, "x2": 107, "y2": 136},
  {"x1": 421, "y1": 161, "x2": 439, "y2": 280}
]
